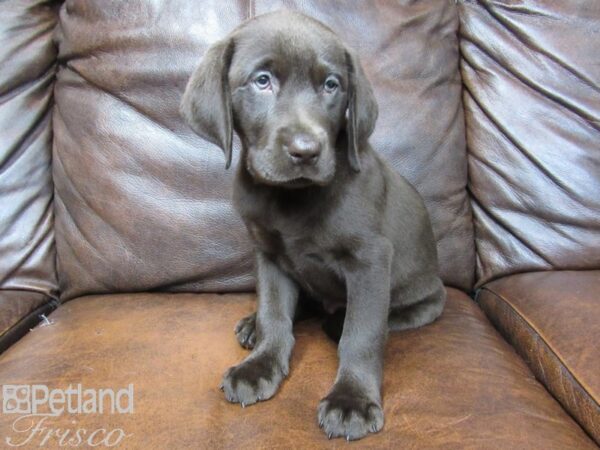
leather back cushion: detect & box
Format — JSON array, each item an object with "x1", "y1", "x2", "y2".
[
  {"x1": 53, "y1": 0, "x2": 474, "y2": 300},
  {"x1": 459, "y1": 1, "x2": 600, "y2": 286},
  {"x1": 0, "y1": 1, "x2": 59, "y2": 300}
]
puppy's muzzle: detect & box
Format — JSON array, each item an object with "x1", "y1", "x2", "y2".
[{"x1": 282, "y1": 132, "x2": 322, "y2": 166}]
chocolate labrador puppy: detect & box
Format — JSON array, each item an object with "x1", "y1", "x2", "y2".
[{"x1": 181, "y1": 10, "x2": 445, "y2": 441}]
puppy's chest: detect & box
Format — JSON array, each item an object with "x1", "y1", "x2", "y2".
[{"x1": 247, "y1": 221, "x2": 346, "y2": 305}]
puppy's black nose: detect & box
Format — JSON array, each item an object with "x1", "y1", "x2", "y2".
[{"x1": 286, "y1": 133, "x2": 321, "y2": 165}]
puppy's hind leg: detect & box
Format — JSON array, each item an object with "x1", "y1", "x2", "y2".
[
  {"x1": 234, "y1": 291, "x2": 318, "y2": 350},
  {"x1": 389, "y1": 284, "x2": 446, "y2": 332}
]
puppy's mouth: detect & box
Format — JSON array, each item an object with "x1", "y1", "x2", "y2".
[
  {"x1": 250, "y1": 171, "x2": 330, "y2": 189},
  {"x1": 278, "y1": 177, "x2": 318, "y2": 189},
  {"x1": 246, "y1": 148, "x2": 335, "y2": 189}
]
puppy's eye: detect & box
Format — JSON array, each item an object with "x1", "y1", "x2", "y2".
[
  {"x1": 254, "y1": 73, "x2": 271, "y2": 90},
  {"x1": 323, "y1": 77, "x2": 339, "y2": 93}
]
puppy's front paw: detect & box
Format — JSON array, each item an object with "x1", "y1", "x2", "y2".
[
  {"x1": 317, "y1": 382, "x2": 384, "y2": 441},
  {"x1": 234, "y1": 313, "x2": 256, "y2": 349},
  {"x1": 221, "y1": 352, "x2": 287, "y2": 407}
]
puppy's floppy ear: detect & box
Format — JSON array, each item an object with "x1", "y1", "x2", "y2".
[
  {"x1": 345, "y1": 49, "x2": 378, "y2": 172},
  {"x1": 180, "y1": 39, "x2": 235, "y2": 169}
]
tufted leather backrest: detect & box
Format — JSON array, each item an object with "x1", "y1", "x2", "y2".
[
  {"x1": 0, "y1": 0, "x2": 60, "y2": 335},
  {"x1": 459, "y1": 0, "x2": 600, "y2": 287},
  {"x1": 52, "y1": 0, "x2": 475, "y2": 300}
]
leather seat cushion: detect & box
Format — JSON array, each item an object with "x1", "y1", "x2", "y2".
[
  {"x1": 478, "y1": 271, "x2": 600, "y2": 444},
  {"x1": 0, "y1": 289, "x2": 594, "y2": 448}
]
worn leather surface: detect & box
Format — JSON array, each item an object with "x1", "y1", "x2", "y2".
[
  {"x1": 52, "y1": 0, "x2": 474, "y2": 300},
  {"x1": 0, "y1": 0, "x2": 60, "y2": 340},
  {"x1": 0, "y1": 290, "x2": 595, "y2": 449},
  {"x1": 0, "y1": 291, "x2": 48, "y2": 337},
  {"x1": 0, "y1": 291, "x2": 57, "y2": 354},
  {"x1": 459, "y1": 1, "x2": 600, "y2": 287},
  {"x1": 478, "y1": 271, "x2": 600, "y2": 444}
]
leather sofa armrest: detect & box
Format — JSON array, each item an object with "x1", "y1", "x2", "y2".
[{"x1": 477, "y1": 271, "x2": 600, "y2": 444}]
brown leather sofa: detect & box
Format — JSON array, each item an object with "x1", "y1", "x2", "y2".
[{"x1": 0, "y1": 1, "x2": 598, "y2": 448}]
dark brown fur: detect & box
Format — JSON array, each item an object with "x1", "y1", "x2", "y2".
[{"x1": 181, "y1": 10, "x2": 445, "y2": 441}]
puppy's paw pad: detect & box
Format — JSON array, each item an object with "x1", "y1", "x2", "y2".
[
  {"x1": 234, "y1": 313, "x2": 257, "y2": 349},
  {"x1": 317, "y1": 390, "x2": 383, "y2": 441},
  {"x1": 221, "y1": 353, "x2": 286, "y2": 406}
]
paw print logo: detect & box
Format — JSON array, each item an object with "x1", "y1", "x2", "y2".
[{"x1": 2, "y1": 385, "x2": 31, "y2": 414}]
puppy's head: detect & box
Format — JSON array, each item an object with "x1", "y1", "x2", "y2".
[{"x1": 181, "y1": 11, "x2": 377, "y2": 188}]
